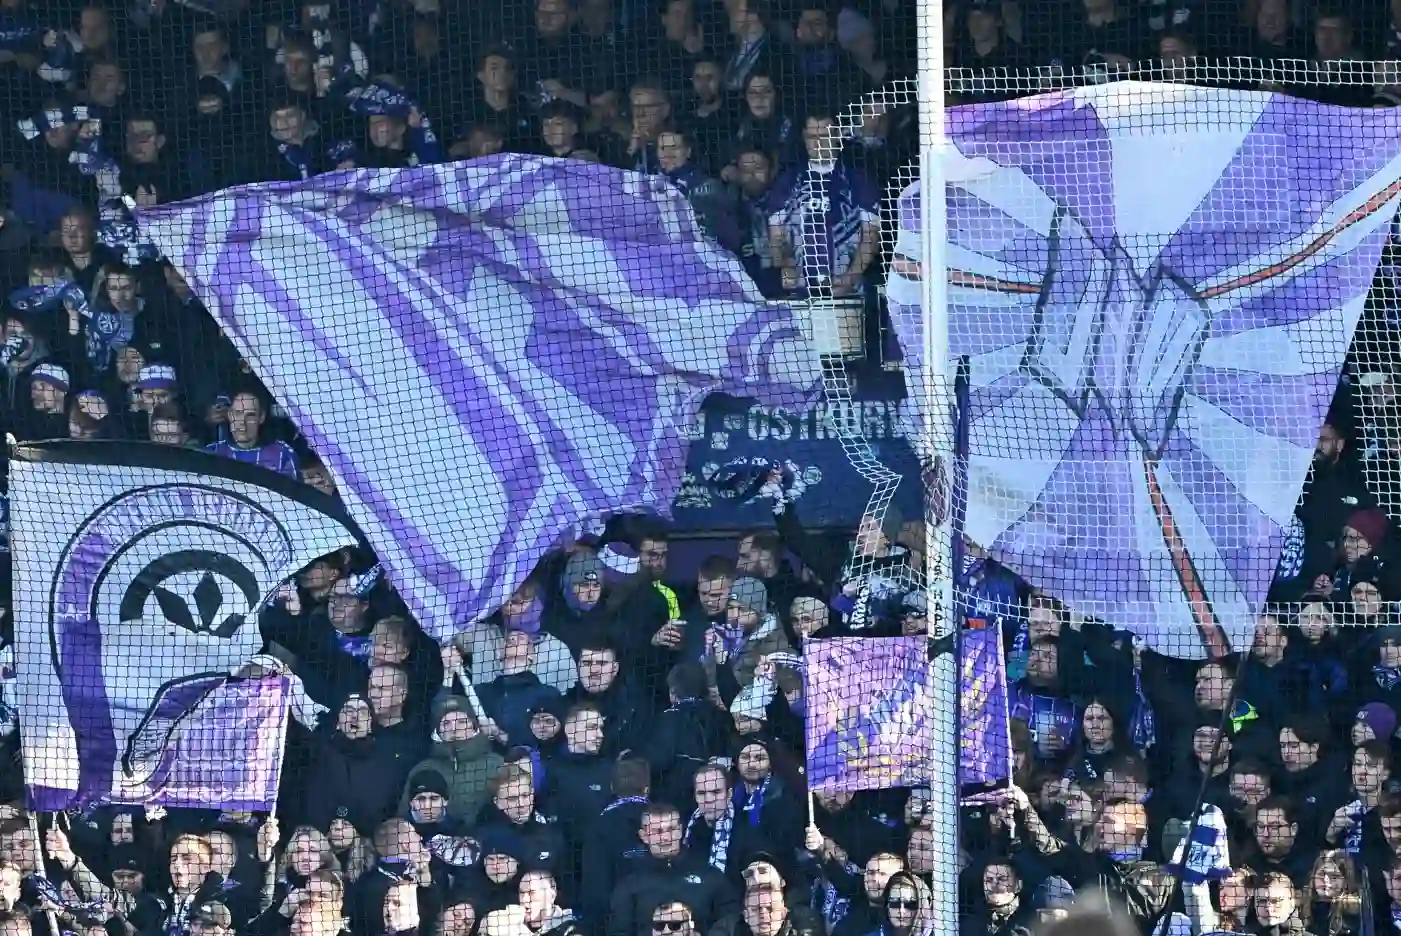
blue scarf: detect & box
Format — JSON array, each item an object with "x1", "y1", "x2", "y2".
[
  {"x1": 343, "y1": 82, "x2": 416, "y2": 117},
  {"x1": 0, "y1": 15, "x2": 39, "y2": 49},
  {"x1": 714, "y1": 622, "x2": 747, "y2": 660},
  {"x1": 1375, "y1": 665, "x2": 1401, "y2": 691},
  {"x1": 8, "y1": 280, "x2": 86, "y2": 317},
  {"x1": 603, "y1": 795, "x2": 648, "y2": 814},
  {"x1": 336, "y1": 632, "x2": 372, "y2": 661},
  {"x1": 85, "y1": 305, "x2": 134, "y2": 371},
  {"x1": 98, "y1": 199, "x2": 162, "y2": 264},
  {"x1": 733, "y1": 775, "x2": 771, "y2": 828},
  {"x1": 1129, "y1": 663, "x2": 1156, "y2": 750}
]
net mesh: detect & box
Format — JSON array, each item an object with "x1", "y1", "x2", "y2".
[{"x1": 0, "y1": 0, "x2": 1399, "y2": 935}]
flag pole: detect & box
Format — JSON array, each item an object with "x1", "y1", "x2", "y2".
[
  {"x1": 918, "y1": 0, "x2": 960, "y2": 922},
  {"x1": 30, "y1": 810, "x2": 60, "y2": 936}
]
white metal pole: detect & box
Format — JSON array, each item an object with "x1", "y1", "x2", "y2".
[{"x1": 917, "y1": 0, "x2": 960, "y2": 930}]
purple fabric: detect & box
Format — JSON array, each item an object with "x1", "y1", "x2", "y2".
[
  {"x1": 960, "y1": 625, "x2": 1011, "y2": 791},
  {"x1": 887, "y1": 87, "x2": 1401, "y2": 651},
  {"x1": 804, "y1": 637, "x2": 933, "y2": 793},
  {"x1": 136, "y1": 156, "x2": 821, "y2": 642}
]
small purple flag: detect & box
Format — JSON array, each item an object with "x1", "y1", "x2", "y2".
[
  {"x1": 124, "y1": 675, "x2": 291, "y2": 811},
  {"x1": 959, "y1": 625, "x2": 1011, "y2": 793},
  {"x1": 804, "y1": 637, "x2": 933, "y2": 793}
]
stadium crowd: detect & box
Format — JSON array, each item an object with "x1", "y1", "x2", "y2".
[{"x1": 0, "y1": 0, "x2": 1399, "y2": 935}]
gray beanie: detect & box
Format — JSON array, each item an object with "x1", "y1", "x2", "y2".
[
  {"x1": 729, "y1": 577, "x2": 769, "y2": 615},
  {"x1": 563, "y1": 551, "x2": 603, "y2": 593}
]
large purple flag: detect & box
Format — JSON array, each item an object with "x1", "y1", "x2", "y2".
[
  {"x1": 960, "y1": 625, "x2": 1011, "y2": 793},
  {"x1": 805, "y1": 637, "x2": 933, "y2": 793},
  {"x1": 10, "y1": 443, "x2": 358, "y2": 811},
  {"x1": 888, "y1": 85, "x2": 1401, "y2": 652},
  {"x1": 137, "y1": 156, "x2": 821, "y2": 641}
]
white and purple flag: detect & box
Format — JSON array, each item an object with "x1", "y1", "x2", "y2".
[
  {"x1": 10, "y1": 442, "x2": 361, "y2": 811},
  {"x1": 888, "y1": 84, "x2": 1401, "y2": 653},
  {"x1": 137, "y1": 156, "x2": 822, "y2": 641}
]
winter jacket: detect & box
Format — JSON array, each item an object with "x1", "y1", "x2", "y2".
[
  {"x1": 605, "y1": 850, "x2": 738, "y2": 936},
  {"x1": 475, "y1": 672, "x2": 563, "y2": 750},
  {"x1": 399, "y1": 734, "x2": 504, "y2": 825}
]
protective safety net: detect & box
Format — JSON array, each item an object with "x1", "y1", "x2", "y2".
[{"x1": 1, "y1": 1, "x2": 1401, "y2": 936}]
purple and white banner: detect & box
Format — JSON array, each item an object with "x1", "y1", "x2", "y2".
[
  {"x1": 10, "y1": 442, "x2": 359, "y2": 810},
  {"x1": 137, "y1": 156, "x2": 821, "y2": 641},
  {"x1": 805, "y1": 637, "x2": 933, "y2": 793},
  {"x1": 960, "y1": 625, "x2": 1011, "y2": 793},
  {"x1": 888, "y1": 85, "x2": 1401, "y2": 653}
]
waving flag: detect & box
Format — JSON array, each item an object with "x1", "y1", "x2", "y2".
[
  {"x1": 10, "y1": 442, "x2": 361, "y2": 810},
  {"x1": 805, "y1": 637, "x2": 933, "y2": 793},
  {"x1": 888, "y1": 84, "x2": 1401, "y2": 653},
  {"x1": 137, "y1": 156, "x2": 821, "y2": 642}
]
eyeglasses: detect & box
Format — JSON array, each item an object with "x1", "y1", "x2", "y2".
[
  {"x1": 653, "y1": 921, "x2": 691, "y2": 932},
  {"x1": 887, "y1": 900, "x2": 919, "y2": 911}
]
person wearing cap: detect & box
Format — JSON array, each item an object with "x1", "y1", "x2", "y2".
[
  {"x1": 400, "y1": 694, "x2": 504, "y2": 826},
  {"x1": 730, "y1": 737, "x2": 803, "y2": 857},
  {"x1": 402, "y1": 767, "x2": 460, "y2": 837},
  {"x1": 1309, "y1": 506, "x2": 1391, "y2": 601},
  {"x1": 544, "y1": 550, "x2": 608, "y2": 654},
  {"x1": 704, "y1": 578, "x2": 798, "y2": 705},
  {"x1": 1352, "y1": 702, "x2": 1398, "y2": 746},
  {"x1": 20, "y1": 360, "x2": 68, "y2": 440},
  {"x1": 132, "y1": 362, "x2": 179, "y2": 412},
  {"x1": 303, "y1": 695, "x2": 409, "y2": 834}
]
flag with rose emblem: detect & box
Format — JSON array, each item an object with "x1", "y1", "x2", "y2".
[
  {"x1": 887, "y1": 84, "x2": 1401, "y2": 654},
  {"x1": 135, "y1": 156, "x2": 822, "y2": 642}
]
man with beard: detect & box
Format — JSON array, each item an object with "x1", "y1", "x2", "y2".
[
  {"x1": 729, "y1": 738, "x2": 802, "y2": 858},
  {"x1": 608, "y1": 803, "x2": 737, "y2": 936},
  {"x1": 1245, "y1": 797, "x2": 1316, "y2": 888},
  {"x1": 569, "y1": 640, "x2": 646, "y2": 754}
]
